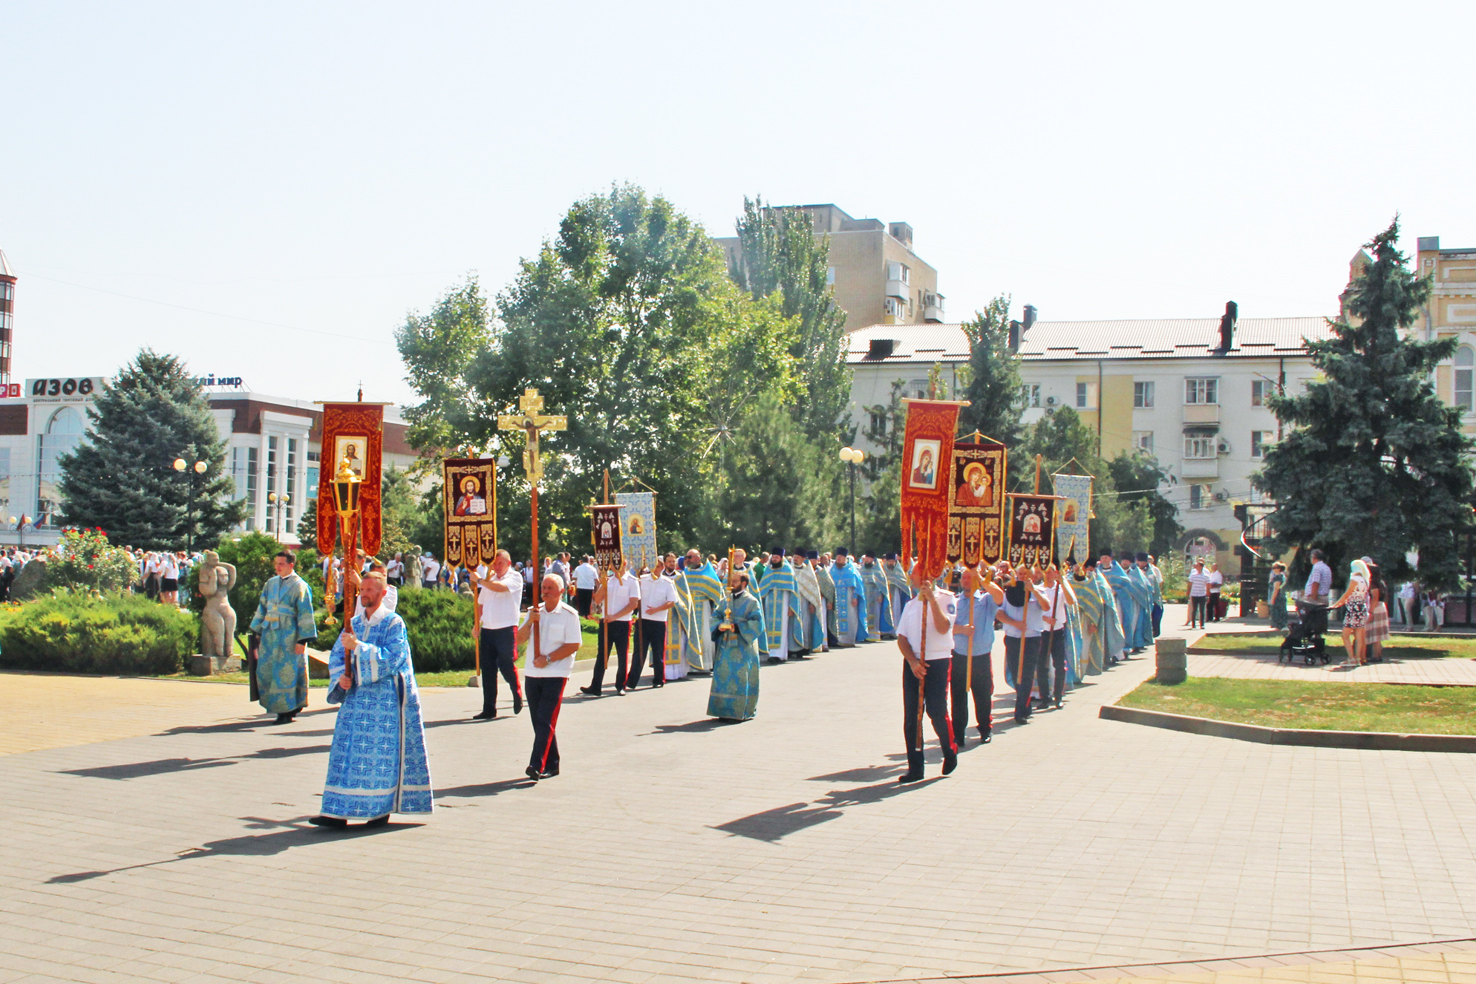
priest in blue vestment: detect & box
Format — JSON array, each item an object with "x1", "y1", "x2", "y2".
[
  {"x1": 310, "y1": 571, "x2": 432, "y2": 828},
  {"x1": 1100, "y1": 550, "x2": 1147, "y2": 655},
  {"x1": 248, "y1": 550, "x2": 318, "y2": 724},
  {"x1": 1124, "y1": 555, "x2": 1156, "y2": 651},
  {"x1": 884, "y1": 554, "x2": 912, "y2": 626},
  {"x1": 708, "y1": 572, "x2": 765, "y2": 721},
  {"x1": 860, "y1": 552, "x2": 894, "y2": 639},
  {"x1": 756, "y1": 549, "x2": 800, "y2": 663},
  {"x1": 830, "y1": 548, "x2": 868, "y2": 645}
]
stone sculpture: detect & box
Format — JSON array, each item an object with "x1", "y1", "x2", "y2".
[{"x1": 198, "y1": 550, "x2": 238, "y2": 661}]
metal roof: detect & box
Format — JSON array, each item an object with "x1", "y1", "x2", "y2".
[{"x1": 846, "y1": 317, "x2": 1333, "y2": 365}]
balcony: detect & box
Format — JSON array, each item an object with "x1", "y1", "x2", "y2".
[
  {"x1": 1182, "y1": 403, "x2": 1220, "y2": 424},
  {"x1": 923, "y1": 293, "x2": 945, "y2": 323},
  {"x1": 1182, "y1": 458, "x2": 1219, "y2": 479},
  {"x1": 885, "y1": 278, "x2": 909, "y2": 301}
]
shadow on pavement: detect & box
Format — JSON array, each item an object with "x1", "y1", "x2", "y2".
[
  {"x1": 643, "y1": 719, "x2": 728, "y2": 735},
  {"x1": 155, "y1": 707, "x2": 337, "y2": 737},
  {"x1": 46, "y1": 815, "x2": 410, "y2": 884},
  {"x1": 713, "y1": 777, "x2": 940, "y2": 842},
  {"x1": 435, "y1": 777, "x2": 537, "y2": 799},
  {"x1": 61, "y1": 744, "x2": 329, "y2": 780}
]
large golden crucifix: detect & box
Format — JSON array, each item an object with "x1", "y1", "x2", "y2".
[{"x1": 497, "y1": 388, "x2": 568, "y2": 667}]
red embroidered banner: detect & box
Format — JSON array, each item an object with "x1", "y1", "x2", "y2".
[
  {"x1": 947, "y1": 438, "x2": 1008, "y2": 566},
  {"x1": 1006, "y1": 493, "x2": 1057, "y2": 569},
  {"x1": 899, "y1": 399, "x2": 965, "y2": 580},
  {"x1": 443, "y1": 457, "x2": 497, "y2": 569},
  {"x1": 316, "y1": 403, "x2": 385, "y2": 557}
]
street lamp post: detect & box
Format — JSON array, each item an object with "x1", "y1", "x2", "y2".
[
  {"x1": 173, "y1": 456, "x2": 208, "y2": 553},
  {"x1": 268, "y1": 492, "x2": 292, "y2": 543},
  {"x1": 838, "y1": 446, "x2": 866, "y2": 557},
  {"x1": 8, "y1": 515, "x2": 31, "y2": 551}
]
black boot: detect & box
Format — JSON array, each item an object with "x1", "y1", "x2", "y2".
[{"x1": 308, "y1": 816, "x2": 347, "y2": 829}]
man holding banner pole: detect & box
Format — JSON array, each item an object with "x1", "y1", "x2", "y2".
[
  {"x1": 951, "y1": 563, "x2": 1003, "y2": 746},
  {"x1": 896, "y1": 562, "x2": 958, "y2": 784}
]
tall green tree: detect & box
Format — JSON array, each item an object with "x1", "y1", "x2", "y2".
[
  {"x1": 1256, "y1": 219, "x2": 1474, "y2": 589},
  {"x1": 1021, "y1": 407, "x2": 1151, "y2": 555},
  {"x1": 730, "y1": 196, "x2": 852, "y2": 438},
  {"x1": 1107, "y1": 451, "x2": 1182, "y2": 557},
  {"x1": 957, "y1": 296, "x2": 1026, "y2": 450},
  {"x1": 396, "y1": 275, "x2": 493, "y2": 458},
  {"x1": 58, "y1": 350, "x2": 244, "y2": 549}
]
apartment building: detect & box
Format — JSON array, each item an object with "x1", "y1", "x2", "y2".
[
  {"x1": 715, "y1": 203, "x2": 943, "y2": 328},
  {"x1": 845, "y1": 311, "x2": 1333, "y2": 568}
]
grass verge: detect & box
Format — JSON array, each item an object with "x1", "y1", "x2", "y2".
[
  {"x1": 1120, "y1": 677, "x2": 1476, "y2": 735},
  {"x1": 1190, "y1": 633, "x2": 1476, "y2": 660}
]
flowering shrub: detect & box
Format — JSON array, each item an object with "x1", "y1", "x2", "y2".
[{"x1": 46, "y1": 528, "x2": 140, "y2": 594}]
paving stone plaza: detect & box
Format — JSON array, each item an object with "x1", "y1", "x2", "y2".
[{"x1": 3, "y1": 608, "x2": 1475, "y2": 984}]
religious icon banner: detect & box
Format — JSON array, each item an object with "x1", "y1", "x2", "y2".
[
  {"x1": 1006, "y1": 493, "x2": 1057, "y2": 569},
  {"x1": 614, "y1": 491, "x2": 657, "y2": 572},
  {"x1": 316, "y1": 403, "x2": 384, "y2": 556},
  {"x1": 947, "y1": 438, "x2": 1007, "y2": 565},
  {"x1": 899, "y1": 398, "x2": 965, "y2": 579},
  {"x1": 442, "y1": 457, "x2": 498, "y2": 569},
  {"x1": 590, "y1": 504, "x2": 623, "y2": 573},
  {"x1": 1052, "y1": 473, "x2": 1092, "y2": 564}
]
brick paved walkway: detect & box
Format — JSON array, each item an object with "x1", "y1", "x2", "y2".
[{"x1": 4, "y1": 620, "x2": 1476, "y2": 983}]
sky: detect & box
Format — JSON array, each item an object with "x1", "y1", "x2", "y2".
[{"x1": 3, "y1": 0, "x2": 1473, "y2": 408}]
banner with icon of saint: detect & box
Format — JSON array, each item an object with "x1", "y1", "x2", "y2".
[
  {"x1": 614, "y1": 491, "x2": 657, "y2": 572},
  {"x1": 1052, "y1": 473, "x2": 1092, "y2": 564},
  {"x1": 590, "y1": 503, "x2": 623, "y2": 573},
  {"x1": 442, "y1": 457, "x2": 498, "y2": 569},
  {"x1": 1006, "y1": 493, "x2": 1057, "y2": 568}
]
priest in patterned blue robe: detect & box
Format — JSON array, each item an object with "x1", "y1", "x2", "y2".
[
  {"x1": 756, "y1": 549, "x2": 800, "y2": 663},
  {"x1": 830, "y1": 548, "x2": 868, "y2": 646},
  {"x1": 248, "y1": 550, "x2": 318, "y2": 723},
  {"x1": 1124, "y1": 555, "x2": 1156, "y2": 651},
  {"x1": 708, "y1": 572, "x2": 765, "y2": 721},
  {"x1": 673, "y1": 551, "x2": 724, "y2": 673},
  {"x1": 884, "y1": 555, "x2": 912, "y2": 627},
  {"x1": 859, "y1": 552, "x2": 894, "y2": 639},
  {"x1": 793, "y1": 551, "x2": 827, "y2": 653},
  {"x1": 1100, "y1": 551, "x2": 1146, "y2": 656},
  {"x1": 310, "y1": 572, "x2": 432, "y2": 829}
]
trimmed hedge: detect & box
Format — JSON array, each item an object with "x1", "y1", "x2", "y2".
[
  {"x1": 311, "y1": 587, "x2": 476, "y2": 673},
  {"x1": 0, "y1": 591, "x2": 197, "y2": 675}
]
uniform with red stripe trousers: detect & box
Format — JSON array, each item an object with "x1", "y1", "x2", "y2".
[
  {"x1": 516, "y1": 574, "x2": 582, "y2": 782},
  {"x1": 896, "y1": 568, "x2": 958, "y2": 784}
]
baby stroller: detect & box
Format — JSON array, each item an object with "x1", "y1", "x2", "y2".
[{"x1": 1279, "y1": 605, "x2": 1329, "y2": 665}]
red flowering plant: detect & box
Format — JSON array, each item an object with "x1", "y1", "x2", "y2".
[{"x1": 46, "y1": 528, "x2": 141, "y2": 595}]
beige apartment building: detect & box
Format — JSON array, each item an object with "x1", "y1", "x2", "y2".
[
  {"x1": 1410, "y1": 237, "x2": 1476, "y2": 435},
  {"x1": 715, "y1": 203, "x2": 942, "y2": 328}
]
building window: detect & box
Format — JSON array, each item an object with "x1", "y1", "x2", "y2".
[
  {"x1": 265, "y1": 436, "x2": 278, "y2": 533},
  {"x1": 886, "y1": 261, "x2": 910, "y2": 284},
  {"x1": 1134, "y1": 381, "x2": 1154, "y2": 408},
  {"x1": 1188, "y1": 484, "x2": 1213, "y2": 510},
  {"x1": 0, "y1": 446, "x2": 11, "y2": 516},
  {"x1": 1021, "y1": 384, "x2": 1041, "y2": 408},
  {"x1": 286, "y1": 438, "x2": 298, "y2": 529},
  {"x1": 906, "y1": 378, "x2": 928, "y2": 399},
  {"x1": 245, "y1": 447, "x2": 258, "y2": 529},
  {"x1": 884, "y1": 297, "x2": 903, "y2": 318},
  {"x1": 1076, "y1": 382, "x2": 1089, "y2": 408},
  {"x1": 37, "y1": 406, "x2": 84, "y2": 527},
  {"x1": 1251, "y1": 431, "x2": 1274, "y2": 458},
  {"x1": 868, "y1": 410, "x2": 887, "y2": 435},
  {"x1": 1134, "y1": 431, "x2": 1154, "y2": 453},
  {"x1": 1251, "y1": 379, "x2": 1273, "y2": 407},
  {"x1": 1456, "y1": 346, "x2": 1474, "y2": 411},
  {"x1": 1184, "y1": 436, "x2": 1216, "y2": 459},
  {"x1": 306, "y1": 466, "x2": 319, "y2": 499},
  {"x1": 826, "y1": 266, "x2": 836, "y2": 286},
  {"x1": 1185, "y1": 377, "x2": 1218, "y2": 404}
]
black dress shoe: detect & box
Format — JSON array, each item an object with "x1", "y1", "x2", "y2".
[
  {"x1": 942, "y1": 754, "x2": 958, "y2": 776},
  {"x1": 538, "y1": 768, "x2": 559, "y2": 779},
  {"x1": 578, "y1": 686, "x2": 600, "y2": 697},
  {"x1": 472, "y1": 710, "x2": 495, "y2": 720},
  {"x1": 980, "y1": 732, "x2": 992, "y2": 744},
  {"x1": 1014, "y1": 716, "x2": 1029, "y2": 724},
  {"x1": 614, "y1": 689, "x2": 626, "y2": 696},
  {"x1": 524, "y1": 766, "x2": 541, "y2": 782},
  {"x1": 513, "y1": 693, "x2": 524, "y2": 715},
  {"x1": 897, "y1": 771, "x2": 924, "y2": 784},
  {"x1": 274, "y1": 713, "x2": 296, "y2": 725},
  {"x1": 363, "y1": 815, "x2": 390, "y2": 828},
  {"x1": 308, "y1": 815, "x2": 347, "y2": 828}
]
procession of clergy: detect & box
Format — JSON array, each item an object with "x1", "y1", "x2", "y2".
[{"x1": 248, "y1": 542, "x2": 1165, "y2": 827}]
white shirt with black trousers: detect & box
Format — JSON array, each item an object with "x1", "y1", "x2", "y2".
[
  {"x1": 1001, "y1": 580, "x2": 1047, "y2": 723},
  {"x1": 631, "y1": 572, "x2": 676, "y2": 690},
  {"x1": 474, "y1": 564, "x2": 525, "y2": 718},
  {"x1": 896, "y1": 586, "x2": 958, "y2": 782},
  {"x1": 521, "y1": 598, "x2": 581, "y2": 779}
]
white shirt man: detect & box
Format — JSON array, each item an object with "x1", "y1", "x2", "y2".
[
  {"x1": 896, "y1": 576, "x2": 958, "y2": 782},
  {"x1": 636, "y1": 570, "x2": 679, "y2": 686},
  {"x1": 573, "y1": 560, "x2": 598, "y2": 591},
  {"x1": 470, "y1": 553, "x2": 525, "y2": 720},
  {"x1": 583, "y1": 565, "x2": 641, "y2": 696},
  {"x1": 517, "y1": 574, "x2": 583, "y2": 780},
  {"x1": 421, "y1": 555, "x2": 440, "y2": 588}
]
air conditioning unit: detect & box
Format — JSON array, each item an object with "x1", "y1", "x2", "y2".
[
  {"x1": 1045, "y1": 395, "x2": 1058, "y2": 406},
  {"x1": 1214, "y1": 491, "x2": 1229, "y2": 503},
  {"x1": 1217, "y1": 438, "x2": 1231, "y2": 454}
]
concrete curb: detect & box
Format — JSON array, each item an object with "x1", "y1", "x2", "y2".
[{"x1": 1099, "y1": 703, "x2": 1476, "y2": 753}]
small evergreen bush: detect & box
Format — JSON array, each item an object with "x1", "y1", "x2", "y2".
[{"x1": 0, "y1": 591, "x2": 196, "y2": 674}]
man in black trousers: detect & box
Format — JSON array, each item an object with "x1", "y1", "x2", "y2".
[
  {"x1": 581, "y1": 559, "x2": 639, "y2": 697},
  {"x1": 896, "y1": 563, "x2": 958, "y2": 784}
]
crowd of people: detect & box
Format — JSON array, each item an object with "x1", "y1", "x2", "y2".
[{"x1": 256, "y1": 541, "x2": 1178, "y2": 827}]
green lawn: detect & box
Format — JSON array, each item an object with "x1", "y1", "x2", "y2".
[
  {"x1": 1120, "y1": 677, "x2": 1476, "y2": 735},
  {"x1": 1190, "y1": 632, "x2": 1476, "y2": 660}
]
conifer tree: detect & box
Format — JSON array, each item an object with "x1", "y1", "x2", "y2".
[
  {"x1": 957, "y1": 296, "x2": 1026, "y2": 449},
  {"x1": 1256, "y1": 220, "x2": 1474, "y2": 588},
  {"x1": 58, "y1": 350, "x2": 243, "y2": 549}
]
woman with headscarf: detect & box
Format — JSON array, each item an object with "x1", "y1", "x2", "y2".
[
  {"x1": 1330, "y1": 559, "x2": 1371, "y2": 667},
  {"x1": 1361, "y1": 557, "x2": 1390, "y2": 663}
]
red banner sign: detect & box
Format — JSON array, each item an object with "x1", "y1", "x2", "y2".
[
  {"x1": 899, "y1": 399, "x2": 965, "y2": 580},
  {"x1": 316, "y1": 403, "x2": 384, "y2": 557}
]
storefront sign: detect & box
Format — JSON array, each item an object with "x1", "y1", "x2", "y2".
[{"x1": 27, "y1": 378, "x2": 105, "y2": 403}]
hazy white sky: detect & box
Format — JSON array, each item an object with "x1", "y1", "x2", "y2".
[{"x1": 4, "y1": 1, "x2": 1472, "y2": 407}]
